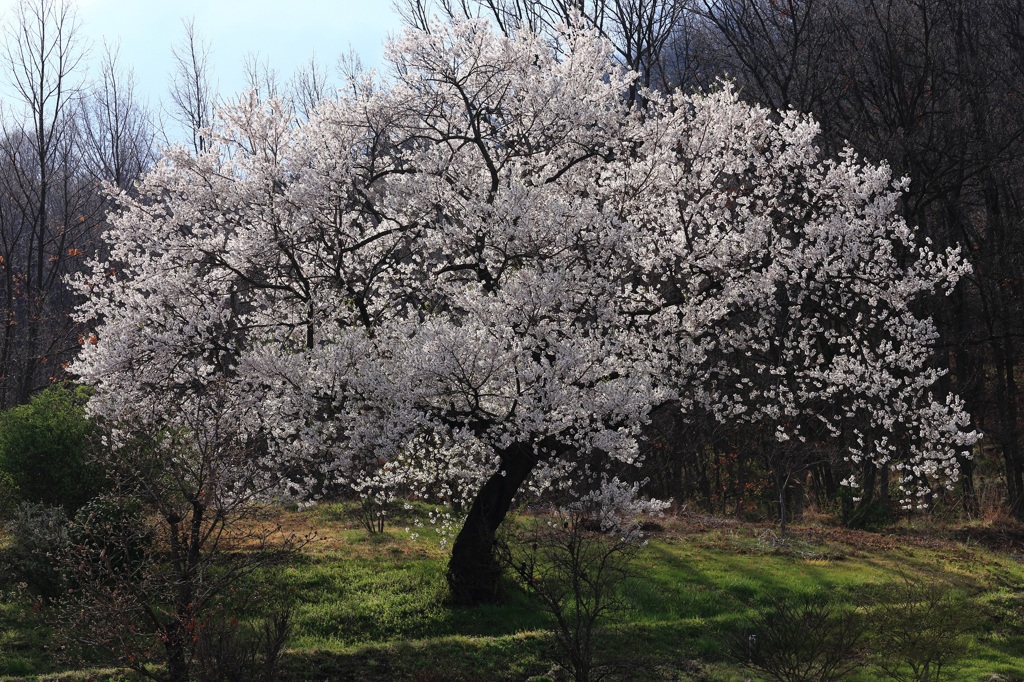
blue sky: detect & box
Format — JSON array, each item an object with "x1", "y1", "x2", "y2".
[{"x1": 0, "y1": 0, "x2": 405, "y2": 111}]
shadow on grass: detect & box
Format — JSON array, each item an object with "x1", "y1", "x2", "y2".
[
  {"x1": 277, "y1": 632, "x2": 553, "y2": 682},
  {"x1": 270, "y1": 550, "x2": 552, "y2": 650},
  {"x1": 8, "y1": 513, "x2": 1024, "y2": 681},
  {"x1": 276, "y1": 625, "x2": 725, "y2": 682}
]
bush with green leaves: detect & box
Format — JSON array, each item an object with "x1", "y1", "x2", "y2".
[{"x1": 0, "y1": 385, "x2": 104, "y2": 513}]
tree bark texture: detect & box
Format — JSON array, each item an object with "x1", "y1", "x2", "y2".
[{"x1": 446, "y1": 443, "x2": 538, "y2": 605}]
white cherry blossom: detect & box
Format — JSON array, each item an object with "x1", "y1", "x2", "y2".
[{"x1": 73, "y1": 20, "x2": 978, "y2": 602}]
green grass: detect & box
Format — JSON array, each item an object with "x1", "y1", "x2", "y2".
[
  {"x1": 0, "y1": 587, "x2": 52, "y2": 677},
  {"x1": 3, "y1": 504, "x2": 1024, "y2": 680}
]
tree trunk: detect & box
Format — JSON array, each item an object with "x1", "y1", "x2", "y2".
[
  {"x1": 847, "y1": 461, "x2": 878, "y2": 528},
  {"x1": 165, "y1": 629, "x2": 189, "y2": 682},
  {"x1": 778, "y1": 479, "x2": 787, "y2": 533},
  {"x1": 960, "y1": 454, "x2": 979, "y2": 517},
  {"x1": 993, "y1": 335, "x2": 1024, "y2": 518},
  {"x1": 815, "y1": 460, "x2": 837, "y2": 510},
  {"x1": 447, "y1": 442, "x2": 538, "y2": 605}
]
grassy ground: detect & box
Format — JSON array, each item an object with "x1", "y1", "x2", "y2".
[{"x1": 2, "y1": 504, "x2": 1024, "y2": 681}]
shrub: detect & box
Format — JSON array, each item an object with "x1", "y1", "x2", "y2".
[
  {"x1": 0, "y1": 385, "x2": 104, "y2": 513},
  {"x1": 731, "y1": 592, "x2": 865, "y2": 682},
  {"x1": 0, "y1": 469, "x2": 16, "y2": 519},
  {"x1": 54, "y1": 402, "x2": 306, "y2": 682},
  {"x1": 3, "y1": 501, "x2": 71, "y2": 599},
  {"x1": 499, "y1": 481, "x2": 659, "y2": 682},
  {"x1": 192, "y1": 605, "x2": 293, "y2": 682},
  {"x1": 501, "y1": 513, "x2": 637, "y2": 682},
  {"x1": 69, "y1": 494, "x2": 153, "y2": 579},
  {"x1": 866, "y1": 576, "x2": 975, "y2": 682},
  {"x1": 352, "y1": 485, "x2": 394, "y2": 535}
]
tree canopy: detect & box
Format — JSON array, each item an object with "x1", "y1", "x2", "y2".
[{"x1": 73, "y1": 20, "x2": 977, "y2": 602}]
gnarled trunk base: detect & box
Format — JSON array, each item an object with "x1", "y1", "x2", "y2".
[{"x1": 446, "y1": 443, "x2": 537, "y2": 605}]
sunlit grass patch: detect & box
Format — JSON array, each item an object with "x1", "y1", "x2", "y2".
[{"x1": 3, "y1": 505, "x2": 1024, "y2": 680}]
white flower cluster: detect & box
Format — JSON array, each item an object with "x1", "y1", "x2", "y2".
[
  {"x1": 563, "y1": 477, "x2": 670, "y2": 542},
  {"x1": 72, "y1": 20, "x2": 978, "y2": 518}
]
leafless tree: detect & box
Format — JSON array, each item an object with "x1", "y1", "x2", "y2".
[
  {"x1": 78, "y1": 42, "x2": 155, "y2": 191},
  {"x1": 0, "y1": 0, "x2": 89, "y2": 408},
  {"x1": 395, "y1": 0, "x2": 696, "y2": 93},
  {"x1": 693, "y1": 0, "x2": 847, "y2": 114},
  {"x1": 290, "y1": 53, "x2": 332, "y2": 121},
  {"x1": 415, "y1": 0, "x2": 1024, "y2": 521},
  {"x1": 168, "y1": 18, "x2": 215, "y2": 153},
  {"x1": 242, "y1": 51, "x2": 281, "y2": 104}
]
